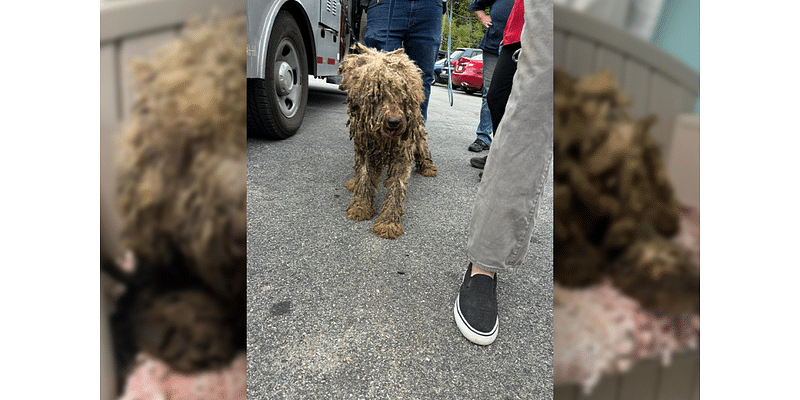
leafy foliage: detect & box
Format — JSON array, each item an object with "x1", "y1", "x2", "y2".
[{"x1": 441, "y1": 0, "x2": 486, "y2": 51}]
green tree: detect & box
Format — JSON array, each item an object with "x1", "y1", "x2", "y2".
[{"x1": 441, "y1": 0, "x2": 486, "y2": 51}]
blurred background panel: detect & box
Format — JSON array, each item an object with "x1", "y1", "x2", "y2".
[
  {"x1": 552, "y1": 2, "x2": 699, "y2": 399},
  {"x1": 100, "y1": 2, "x2": 246, "y2": 400}
]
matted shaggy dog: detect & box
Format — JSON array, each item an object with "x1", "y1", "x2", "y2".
[
  {"x1": 338, "y1": 44, "x2": 438, "y2": 239},
  {"x1": 107, "y1": 16, "x2": 246, "y2": 381}
]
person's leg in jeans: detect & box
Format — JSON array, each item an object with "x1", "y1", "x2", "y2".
[
  {"x1": 475, "y1": 100, "x2": 493, "y2": 146},
  {"x1": 471, "y1": 43, "x2": 520, "y2": 172},
  {"x1": 469, "y1": 51, "x2": 499, "y2": 152},
  {"x1": 469, "y1": 51, "x2": 499, "y2": 165},
  {"x1": 364, "y1": 0, "x2": 442, "y2": 121},
  {"x1": 401, "y1": 1, "x2": 442, "y2": 122},
  {"x1": 454, "y1": 0, "x2": 553, "y2": 345},
  {"x1": 364, "y1": 0, "x2": 409, "y2": 54}
]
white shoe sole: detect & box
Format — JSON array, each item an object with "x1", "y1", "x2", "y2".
[{"x1": 453, "y1": 294, "x2": 498, "y2": 346}]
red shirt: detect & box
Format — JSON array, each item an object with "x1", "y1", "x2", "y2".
[{"x1": 502, "y1": 0, "x2": 524, "y2": 46}]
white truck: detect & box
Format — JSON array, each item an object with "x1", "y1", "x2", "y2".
[{"x1": 247, "y1": 0, "x2": 363, "y2": 139}]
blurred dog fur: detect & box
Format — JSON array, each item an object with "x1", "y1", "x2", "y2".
[
  {"x1": 106, "y1": 15, "x2": 246, "y2": 380},
  {"x1": 338, "y1": 44, "x2": 438, "y2": 239}
]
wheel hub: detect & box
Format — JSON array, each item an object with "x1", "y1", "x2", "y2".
[{"x1": 275, "y1": 61, "x2": 294, "y2": 96}]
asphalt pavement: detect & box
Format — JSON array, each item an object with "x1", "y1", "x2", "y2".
[{"x1": 247, "y1": 78, "x2": 554, "y2": 399}]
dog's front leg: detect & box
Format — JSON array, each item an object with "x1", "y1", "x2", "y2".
[
  {"x1": 414, "y1": 132, "x2": 438, "y2": 177},
  {"x1": 346, "y1": 148, "x2": 378, "y2": 221},
  {"x1": 373, "y1": 148, "x2": 413, "y2": 239}
]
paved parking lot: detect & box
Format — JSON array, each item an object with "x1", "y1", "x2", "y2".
[{"x1": 247, "y1": 78, "x2": 554, "y2": 399}]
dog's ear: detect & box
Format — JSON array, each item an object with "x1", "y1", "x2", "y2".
[
  {"x1": 338, "y1": 63, "x2": 350, "y2": 89},
  {"x1": 414, "y1": 87, "x2": 425, "y2": 104},
  {"x1": 339, "y1": 54, "x2": 353, "y2": 74},
  {"x1": 338, "y1": 55, "x2": 357, "y2": 88}
]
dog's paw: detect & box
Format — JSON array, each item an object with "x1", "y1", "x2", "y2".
[
  {"x1": 346, "y1": 202, "x2": 374, "y2": 220},
  {"x1": 345, "y1": 178, "x2": 356, "y2": 191},
  {"x1": 133, "y1": 289, "x2": 237, "y2": 373},
  {"x1": 372, "y1": 219, "x2": 404, "y2": 239},
  {"x1": 418, "y1": 163, "x2": 438, "y2": 177}
]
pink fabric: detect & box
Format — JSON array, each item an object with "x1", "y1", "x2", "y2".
[
  {"x1": 553, "y1": 206, "x2": 700, "y2": 394},
  {"x1": 119, "y1": 352, "x2": 246, "y2": 400},
  {"x1": 554, "y1": 281, "x2": 700, "y2": 393}
]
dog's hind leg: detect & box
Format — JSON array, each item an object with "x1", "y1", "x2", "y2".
[
  {"x1": 414, "y1": 134, "x2": 438, "y2": 177},
  {"x1": 373, "y1": 150, "x2": 413, "y2": 239},
  {"x1": 346, "y1": 150, "x2": 378, "y2": 221}
]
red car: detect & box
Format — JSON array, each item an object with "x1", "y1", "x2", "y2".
[{"x1": 451, "y1": 54, "x2": 483, "y2": 95}]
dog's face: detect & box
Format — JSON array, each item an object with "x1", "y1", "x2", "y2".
[
  {"x1": 375, "y1": 84, "x2": 407, "y2": 139},
  {"x1": 339, "y1": 45, "x2": 425, "y2": 141}
]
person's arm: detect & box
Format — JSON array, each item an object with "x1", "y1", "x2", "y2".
[
  {"x1": 474, "y1": 9, "x2": 492, "y2": 28},
  {"x1": 468, "y1": 0, "x2": 495, "y2": 27}
]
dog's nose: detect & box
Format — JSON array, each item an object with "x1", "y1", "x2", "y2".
[{"x1": 387, "y1": 118, "x2": 401, "y2": 129}]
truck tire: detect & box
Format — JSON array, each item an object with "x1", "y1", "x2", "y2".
[{"x1": 248, "y1": 11, "x2": 308, "y2": 139}]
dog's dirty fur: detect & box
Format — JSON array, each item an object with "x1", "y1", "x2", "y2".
[
  {"x1": 109, "y1": 15, "x2": 246, "y2": 378},
  {"x1": 553, "y1": 69, "x2": 698, "y2": 314},
  {"x1": 338, "y1": 44, "x2": 438, "y2": 239}
]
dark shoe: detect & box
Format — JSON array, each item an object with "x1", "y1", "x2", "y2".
[
  {"x1": 470, "y1": 155, "x2": 487, "y2": 169},
  {"x1": 468, "y1": 139, "x2": 490, "y2": 152},
  {"x1": 453, "y1": 263, "x2": 498, "y2": 345}
]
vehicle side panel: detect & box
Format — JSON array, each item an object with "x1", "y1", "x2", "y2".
[
  {"x1": 315, "y1": 0, "x2": 345, "y2": 76},
  {"x1": 248, "y1": 0, "x2": 346, "y2": 79}
]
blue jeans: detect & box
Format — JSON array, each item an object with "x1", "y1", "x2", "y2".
[
  {"x1": 475, "y1": 98, "x2": 493, "y2": 146},
  {"x1": 475, "y1": 51, "x2": 499, "y2": 145},
  {"x1": 364, "y1": 0, "x2": 443, "y2": 121}
]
